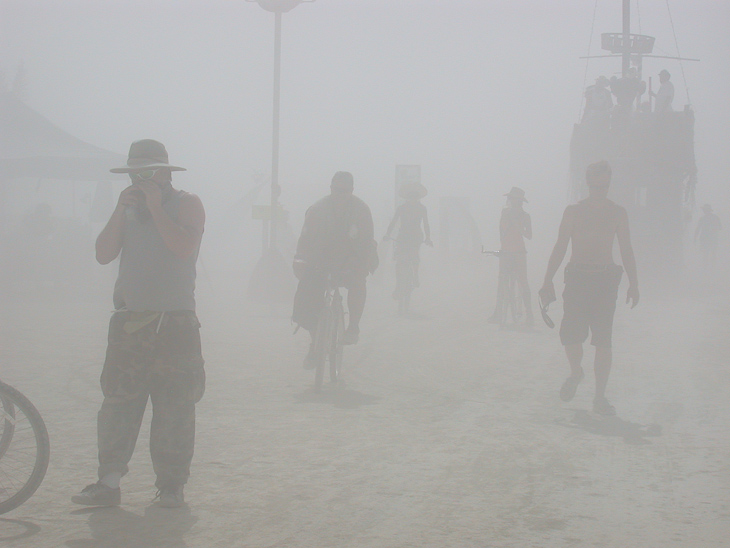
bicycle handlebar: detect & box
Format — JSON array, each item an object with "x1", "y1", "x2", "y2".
[{"x1": 481, "y1": 247, "x2": 502, "y2": 257}]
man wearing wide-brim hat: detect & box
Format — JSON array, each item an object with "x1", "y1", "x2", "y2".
[{"x1": 73, "y1": 139, "x2": 206, "y2": 509}]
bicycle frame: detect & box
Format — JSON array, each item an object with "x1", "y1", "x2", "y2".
[
  {"x1": 483, "y1": 248, "x2": 525, "y2": 327},
  {"x1": 312, "y1": 278, "x2": 346, "y2": 391},
  {"x1": 0, "y1": 380, "x2": 50, "y2": 514}
]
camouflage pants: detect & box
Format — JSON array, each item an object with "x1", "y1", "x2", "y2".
[{"x1": 97, "y1": 310, "x2": 205, "y2": 489}]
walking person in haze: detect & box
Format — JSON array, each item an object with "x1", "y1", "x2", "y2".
[
  {"x1": 489, "y1": 187, "x2": 534, "y2": 326},
  {"x1": 292, "y1": 171, "x2": 376, "y2": 365},
  {"x1": 539, "y1": 161, "x2": 639, "y2": 416},
  {"x1": 72, "y1": 140, "x2": 205, "y2": 508},
  {"x1": 383, "y1": 181, "x2": 432, "y2": 299},
  {"x1": 694, "y1": 203, "x2": 722, "y2": 270}
]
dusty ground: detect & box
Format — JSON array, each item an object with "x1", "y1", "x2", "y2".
[{"x1": 1, "y1": 255, "x2": 729, "y2": 548}]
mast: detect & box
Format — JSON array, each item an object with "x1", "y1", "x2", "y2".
[{"x1": 622, "y1": 0, "x2": 630, "y2": 76}]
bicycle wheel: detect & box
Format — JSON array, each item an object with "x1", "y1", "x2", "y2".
[
  {"x1": 313, "y1": 309, "x2": 330, "y2": 392},
  {"x1": 0, "y1": 381, "x2": 50, "y2": 515},
  {"x1": 328, "y1": 300, "x2": 345, "y2": 383},
  {"x1": 0, "y1": 390, "x2": 15, "y2": 459}
]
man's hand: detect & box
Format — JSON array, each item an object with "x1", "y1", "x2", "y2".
[
  {"x1": 134, "y1": 180, "x2": 163, "y2": 211},
  {"x1": 626, "y1": 286, "x2": 640, "y2": 308},
  {"x1": 117, "y1": 185, "x2": 142, "y2": 209},
  {"x1": 538, "y1": 281, "x2": 556, "y2": 306},
  {"x1": 425, "y1": 238, "x2": 433, "y2": 247}
]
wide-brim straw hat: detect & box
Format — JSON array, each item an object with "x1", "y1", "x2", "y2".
[
  {"x1": 110, "y1": 139, "x2": 186, "y2": 173},
  {"x1": 504, "y1": 186, "x2": 528, "y2": 202},
  {"x1": 399, "y1": 182, "x2": 428, "y2": 199}
]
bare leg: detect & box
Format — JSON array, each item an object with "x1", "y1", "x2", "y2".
[
  {"x1": 489, "y1": 264, "x2": 507, "y2": 322},
  {"x1": 594, "y1": 346, "x2": 612, "y2": 400},
  {"x1": 347, "y1": 276, "x2": 367, "y2": 331},
  {"x1": 516, "y1": 265, "x2": 533, "y2": 324},
  {"x1": 565, "y1": 343, "x2": 584, "y2": 378},
  {"x1": 560, "y1": 343, "x2": 585, "y2": 401}
]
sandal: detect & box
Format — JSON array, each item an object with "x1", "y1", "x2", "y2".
[
  {"x1": 593, "y1": 397, "x2": 616, "y2": 416},
  {"x1": 559, "y1": 369, "x2": 584, "y2": 402}
]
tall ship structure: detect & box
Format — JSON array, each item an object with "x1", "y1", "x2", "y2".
[{"x1": 570, "y1": 0, "x2": 698, "y2": 268}]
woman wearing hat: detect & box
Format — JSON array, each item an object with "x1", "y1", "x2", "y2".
[
  {"x1": 489, "y1": 187, "x2": 533, "y2": 326},
  {"x1": 383, "y1": 182, "x2": 432, "y2": 308}
]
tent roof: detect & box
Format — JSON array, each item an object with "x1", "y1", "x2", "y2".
[{"x1": 0, "y1": 92, "x2": 125, "y2": 181}]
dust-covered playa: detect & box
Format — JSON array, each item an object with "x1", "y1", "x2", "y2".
[{"x1": 1, "y1": 255, "x2": 729, "y2": 548}]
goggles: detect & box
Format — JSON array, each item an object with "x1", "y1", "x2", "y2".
[{"x1": 130, "y1": 169, "x2": 160, "y2": 181}]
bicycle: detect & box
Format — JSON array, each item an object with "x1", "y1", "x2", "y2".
[
  {"x1": 311, "y1": 274, "x2": 346, "y2": 392},
  {"x1": 0, "y1": 380, "x2": 50, "y2": 514},
  {"x1": 482, "y1": 248, "x2": 526, "y2": 328}
]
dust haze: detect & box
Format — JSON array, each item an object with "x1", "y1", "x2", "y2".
[{"x1": 1, "y1": 1, "x2": 729, "y2": 547}]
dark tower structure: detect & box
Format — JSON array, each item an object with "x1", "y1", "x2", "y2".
[{"x1": 570, "y1": 0, "x2": 698, "y2": 269}]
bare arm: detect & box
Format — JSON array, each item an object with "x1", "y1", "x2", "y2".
[
  {"x1": 616, "y1": 207, "x2": 639, "y2": 307},
  {"x1": 137, "y1": 181, "x2": 205, "y2": 259},
  {"x1": 539, "y1": 207, "x2": 574, "y2": 303},
  {"x1": 95, "y1": 185, "x2": 138, "y2": 265},
  {"x1": 154, "y1": 194, "x2": 205, "y2": 259}
]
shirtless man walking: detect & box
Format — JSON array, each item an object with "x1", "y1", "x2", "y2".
[{"x1": 539, "y1": 161, "x2": 639, "y2": 416}]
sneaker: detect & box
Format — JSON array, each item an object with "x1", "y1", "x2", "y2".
[
  {"x1": 154, "y1": 485, "x2": 185, "y2": 508},
  {"x1": 71, "y1": 482, "x2": 121, "y2": 507},
  {"x1": 559, "y1": 369, "x2": 584, "y2": 402},
  {"x1": 342, "y1": 327, "x2": 359, "y2": 345},
  {"x1": 593, "y1": 397, "x2": 616, "y2": 416}
]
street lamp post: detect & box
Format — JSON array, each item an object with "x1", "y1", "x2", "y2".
[{"x1": 246, "y1": 0, "x2": 314, "y2": 302}]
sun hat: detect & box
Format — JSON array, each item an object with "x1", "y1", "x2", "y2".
[
  {"x1": 504, "y1": 187, "x2": 528, "y2": 202},
  {"x1": 399, "y1": 182, "x2": 428, "y2": 200},
  {"x1": 110, "y1": 139, "x2": 186, "y2": 173}
]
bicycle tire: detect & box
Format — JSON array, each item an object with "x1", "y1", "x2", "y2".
[
  {"x1": 0, "y1": 381, "x2": 50, "y2": 515},
  {"x1": 0, "y1": 391, "x2": 16, "y2": 459},
  {"x1": 313, "y1": 309, "x2": 330, "y2": 392},
  {"x1": 329, "y1": 300, "x2": 345, "y2": 383}
]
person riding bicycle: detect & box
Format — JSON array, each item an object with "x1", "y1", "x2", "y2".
[
  {"x1": 383, "y1": 182, "x2": 432, "y2": 299},
  {"x1": 488, "y1": 186, "x2": 534, "y2": 326},
  {"x1": 292, "y1": 171, "x2": 376, "y2": 363}
]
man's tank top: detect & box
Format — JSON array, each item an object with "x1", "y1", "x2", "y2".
[{"x1": 113, "y1": 190, "x2": 199, "y2": 312}]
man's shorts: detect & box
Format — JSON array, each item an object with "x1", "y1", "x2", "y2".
[{"x1": 559, "y1": 263, "x2": 623, "y2": 348}]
